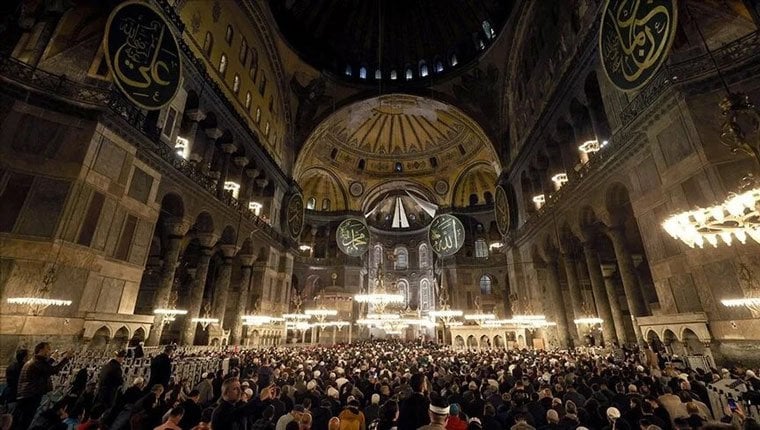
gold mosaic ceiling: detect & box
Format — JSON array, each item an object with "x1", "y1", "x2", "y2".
[{"x1": 296, "y1": 94, "x2": 497, "y2": 178}]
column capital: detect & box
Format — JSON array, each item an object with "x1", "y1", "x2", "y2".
[
  {"x1": 165, "y1": 219, "x2": 191, "y2": 237},
  {"x1": 185, "y1": 109, "x2": 206, "y2": 122},
  {"x1": 631, "y1": 254, "x2": 645, "y2": 267},
  {"x1": 219, "y1": 244, "x2": 239, "y2": 258},
  {"x1": 238, "y1": 253, "x2": 255, "y2": 266},
  {"x1": 195, "y1": 232, "x2": 219, "y2": 249},
  {"x1": 233, "y1": 156, "x2": 249, "y2": 167},
  {"x1": 600, "y1": 263, "x2": 617, "y2": 278},
  {"x1": 205, "y1": 127, "x2": 223, "y2": 139},
  {"x1": 245, "y1": 168, "x2": 260, "y2": 178},
  {"x1": 221, "y1": 143, "x2": 238, "y2": 154}
]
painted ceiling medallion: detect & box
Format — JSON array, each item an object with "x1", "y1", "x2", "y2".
[
  {"x1": 349, "y1": 181, "x2": 364, "y2": 197},
  {"x1": 435, "y1": 180, "x2": 449, "y2": 195}
]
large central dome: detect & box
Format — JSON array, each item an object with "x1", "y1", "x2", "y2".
[
  {"x1": 295, "y1": 94, "x2": 500, "y2": 212},
  {"x1": 269, "y1": 0, "x2": 513, "y2": 85}
]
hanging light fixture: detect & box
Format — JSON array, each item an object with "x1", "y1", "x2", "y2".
[
  {"x1": 662, "y1": 5, "x2": 760, "y2": 249},
  {"x1": 720, "y1": 262, "x2": 760, "y2": 314},
  {"x1": 6, "y1": 265, "x2": 73, "y2": 315},
  {"x1": 191, "y1": 301, "x2": 219, "y2": 330}
]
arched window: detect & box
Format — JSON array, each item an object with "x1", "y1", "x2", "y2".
[
  {"x1": 419, "y1": 61, "x2": 428, "y2": 77},
  {"x1": 450, "y1": 53, "x2": 458, "y2": 66},
  {"x1": 476, "y1": 38, "x2": 486, "y2": 51},
  {"x1": 255, "y1": 107, "x2": 261, "y2": 123},
  {"x1": 475, "y1": 239, "x2": 488, "y2": 258},
  {"x1": 469, "y1": 194, "x2": 479, "y2": 206},
  {"x1": 482, "y1": 20, "x2": 495, "y2": 39},
  {"x1": 219, "y1": 53, "x2": 228, "y2": 76},
  {"x1": 232, "y1": 74, "x2": 240, "y2": 93},
  {"x1": 419, "y1": 278, "x2": 432, "y2": 311},
  {"x1": 306, "y1": 197, "x2": 316, "y2": 210},
  {"x1": 245, "y1": 92, "x2": 252, "y2": 110},
  {"x1": 374, "y1": 68, "x2": 382, "y2": 80},
  {"x1": 359, "y1": 66, "x2": 367, "y2": 79},
  {"x1": 258, "y1": 74, "x2": 267, "y2": 95},
  {"x1": 203, "y1": 32, "x2": 213, "y2": 56},
  {"x1": 225, "y1": 25, "x2": 234, "y2": 45},
  {"x1": 418, "y1": 243, "x2": 429, "y2": 268},
  {"x1": 484, "y1": 191, "x2": 494, "y2": 205},
  {"x1": 373, "y1": 244, "x2": 383, "y2": 267},
  {"x1": 345, "y1": 65, "x2": 352, "y2": 76},
  {"x1": 390, "y1": 70, "x2": 397, "y2": 80},
  {"x1": 394, "y1": 247, "x2": 408, "y2": 270},
  {"x1": 397, "y1": 279, "x2": 410, "y2": 305},
  {"x1": 405, "y1": 67, "x2": 413, "y2": 80},
  {"x1": 249, "y1": 48, "x2": 259, "y2": 82},
  {"x1": 264, "y1": 122, "x2": 270, "y2": 137},
  {"x1": 239, "y1": 38, "x2": 248, "y2": 64},
  {"x1": 435, "y1": 60, "x2": 444, "y2": 73},
  {"x1": 480, "y1": 274, "x2": 492, "y2": 295},
  {"x1": 321, "y1": 198, "x2": 330, "y2": 211}
]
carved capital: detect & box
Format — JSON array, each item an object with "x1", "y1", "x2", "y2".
[
  {"x1": 195, "y1": 232, "x2": 219, "y2": 248},
  {"x1": 219, "y1": 244, "x2": 239, "y2": 258},
  {"x1": 600, "y1": 264, "x2": 617, "y2": 278},
  {"x1": 233, "y1": 156, "x2": 249, "y2": 167},
  {"x1": 186, "y1": 109, "x2": 206, "y2": 122},
  {"x1": 221, "y1": 143, "x2": 238, "y2": 154},
  {"x1": 205, "y1": 127, "x2": 223, "y2": 139},
  {"x1": 188, "y1": 153, "x2": 203, "y2": 163},
  {"x1": 238, "y1": 253, "x2": 255, "y2": 267},
  {"x1": 165, "y1": 219, "x2": 191, "y2": 237},
  {"x1": 245, "y1": 168, "x2": 260, "y2": 178}
]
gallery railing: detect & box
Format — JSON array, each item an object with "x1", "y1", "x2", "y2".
[
  {"x1": 0, "y1": 52, "x2": 289, "y2": 247},
  {"x1": 510, "y1": 30, "x2": 760, "y2": 241}
]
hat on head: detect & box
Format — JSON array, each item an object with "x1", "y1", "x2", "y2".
[
  {"x1": 307, "y1": 380, "x2": 317, "y2": 391},
  {"x1": 449, "y1": 403, "x2": 460, "y2": 416},
  {"x1": 244, "y1": 388, "x2": 253, "y2": 397},
  {"x1": 371, "y1": 394, "x2": 380, "y2": 404},
  {"x1": 468, "y1": 381, "x2": 478, "y2": 390},
  {"x1": 327, "y1": 387, "x2": 339, "y2": 398},
  {"x1": 606, "y1": 407, "x2": 621, "y2": 420},
  {"x1": 293, "y1": 405, "x2": 306, "y2": 413},
  {"x1": 747, "y1": 370, "x2": 756, "y2": 378}
]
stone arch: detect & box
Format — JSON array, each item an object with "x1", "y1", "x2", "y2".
[
  {"x1": 239, "y1": 237, "x2": 254, "y2": 256},
  {"x1": 90, "y1": 326, "x2": 111, "y2": 349},
  {"x1": 219, "y1": 225, "x2": 237, "y2": 245},
  {"x1": 494, "y1": 335, "x2": 505, "y2": 348},
  {"x1": 517, "y1": 334, "x2": 525, "y2": 347},
  {"x1": 454, "y1": 335, "x2": 465, "y2": 349},
  {"x1": 480, "y1": 335, "x2": 491, "y2": 349},
  {"x1": 161, "y1": 193, "x2": 185, "y2": 219},
  {"x1": 193, "y1": 211, "x2": 214, "y2": 233},
  {"x1": 681, "y1": 328, "x2": 706, "y2": 355},
  {"x1": 467, "y1": 335, "x2": 478, "y2": 348},
  {"x1": 605, "y1": 182, "x2": 632, "y2": 225},
  {"x1": 297, "y1": 167, "x2": 349, "y2": 211},
  {"x1": 131, "y1": 327, "x2": 146, "y2": 344},
  {"x1": 113, "y1": 326, "x2": 130, "y2": 349}
]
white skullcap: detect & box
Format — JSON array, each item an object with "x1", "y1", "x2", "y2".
[
  {"x1": 314, "y1": 370, "x2": 321, "y2": 378},
  {"x1": 468, "y1": 381, "x2": 477, "y2": 390},
  {"x1": 244, "y1": 388, "x2": 253, "y2": 397},
  {"x1": 327, "y1": 387, "x2": 339, "y2": 398},
  {"x1": 606, "y1": 407, "x2": 621, "y2": 419},
  {"x1": 307, "y1": 380, "x2": 317, "y2": 391},
  {"x1": 747, "y1": 370, "x2": 757, "y2": 378},
  {"x1": 371, "y1": 394, "x2": 380, "y2": 404}
]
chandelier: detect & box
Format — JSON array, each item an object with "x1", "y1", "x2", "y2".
[
  {"x1": 7, "y1": 266, "x2": 72, "y2": 316},
  {"x1": 191, "y1": 302, "x2": 219, "y2": 330},
  {"x1": 661, "y1": 8, "x2": 760, "y2": 250},
  {"x1": 153, "y1": 289, "x2": 187, "y2": 325}
]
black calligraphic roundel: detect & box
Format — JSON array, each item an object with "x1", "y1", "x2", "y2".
[
  {"x1": 286, "y1": 194, "x2": 305, "y2": 239},
  {"x1": 336, "y1": 218, "x2": 370, "y2": 257},
  {"x1": 104, "y1": 1, "x2": 182, "y2": 110},
  {"x1": 599, "y1": 0, "x2": 677, "y2": 91},
  {"x1": 494, "y1": 185, "x2": 510, "y2": 236},
  {"x1": 428, "y1": 214, "x2": 465, "y2": 257}
]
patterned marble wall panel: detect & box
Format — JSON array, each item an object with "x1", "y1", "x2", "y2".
[
  {"x1": 92, "y1": 197, "x2": 117, "y2": 251},
  {"x1": 656, "y1": 119, "x2": 693, "y2": 168},
  {"x1": 62, "y1": 185, "x2": 93, "y2": 242},
  {"x1": 668, "y1": 272, "x2": 703, "y2": 314},
  {"x1": 653, "y1": 279, "x2": 677, "y2": 314},
  {"x1": 15, "y1": 177, "x2": 70, "y2": 237},
  {"x1": 698, "y1": 259, "x2": 741, "y2": 318},
  {"x1": 128, "y1": 220, "x2": 155, "y2": 267},
  {"x1": 118, "y1": 281, "x2": 140, "y2": 314},
  {"x1": 95, "y1": 277, "x2": 126, "y2": 314},
  {"x1": 104, "y1": 206, "x2": 126, "y2": 256},
  {"x1": 93, "y1": 139, "x2": 126, "y2": 183}
]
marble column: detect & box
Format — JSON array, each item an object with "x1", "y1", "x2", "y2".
[
  {"x1": 217, "y1": 143, "x2": 237, "y2": 199},
  {"x1": 607, "y1": 226, "x2": 647, "y2": 342},
  {"x1": 212, "y1": 245, "x2": 237, "y2": 331},
  {"x1": 202, "y1": 128, "x2": 222, "y2": 174},
  {"x1": 146, "y1": 220, "x2": 187, "y2": 346},
  {"x1": 181, "y1": 233, "x2": 217, "y2": 345},
  {"x1": 230, "y1": 253, "x2": 255, "y2": 345},
  {"x1": 561, "y1": 253, "x2": 585, "y2": 324},
  {"x1": 543, "y1": 259, "x2": 572, "y2": 348},
  {"x1": 601, "y1": 264, "x2": 629, "y2": 346},
  {"x1": 582, "y1": 242, "x2": 618, "y2": 346}
]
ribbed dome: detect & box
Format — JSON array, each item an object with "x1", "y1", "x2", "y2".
[{"x1": 269, "y1": 0, "x2": 513, "y2": 85}]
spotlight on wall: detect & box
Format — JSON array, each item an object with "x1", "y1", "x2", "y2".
[
  {"x1": 532, "y1": 194, "x2": 546, "y2": 209},
  {"x1": 175, "y1": 136, "x2": 189, "y2": 159},
  {"x1": 551, "y1": 173, "x2": 569, "y2": 190}
]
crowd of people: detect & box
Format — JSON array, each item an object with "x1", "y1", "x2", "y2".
[{"x1": 1, "y1": 340, "x2": 760, "y2": 430}]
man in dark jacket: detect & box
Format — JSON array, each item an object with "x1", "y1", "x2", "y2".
[
  {"x1": 2, "y1": 348, "x2": 28, "y2": 408},
  {"x1": 212, "y1": 378, "x2": 275, "y2": 430},
  {"x1": 95, "y1": 349, "x2": 126, "y2": 412},
  {"x1": 178, "y1": 389, "x2": 203, "y2": 429},
  {"x1": 398, "y1": 373, "x2": 430, "y2": 430},
  {"x1": 12, "y1": 342, "x2": 71, "y2": 430},
  {"x1": 147, "y1": 345, "x2": 174, "y2": 390}
]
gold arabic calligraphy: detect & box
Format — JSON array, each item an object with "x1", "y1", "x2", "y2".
[
  {"x1": 430, "y1": 215, "x2": 463, "y2": 256},
  {"x1": 601, "y1": 0, "x2": 675, "y2": 90},
  {"x1": 337, "y1": 220, "x2": 368, "y2": 256}
]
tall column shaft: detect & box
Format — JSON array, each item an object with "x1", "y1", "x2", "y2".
[
  {"x1": 231, "y1": 259, "x2": 254, "y2": 345},
  {"x1": 562, "y1": 254, "x2": 584, "y2": 342},
  {"x1": 212, "y1": 257, "x2": 234, "y2": 330},
  {"x1": 601, "y1": 264, "x2": 629, "y2": 345},
  {"x1": 582, "y1": 243, "x2": 618, "y2": 346},
  {"x1": 544, "y1": 260, "x2": 572, "y2": 348},
  {"x1": 217, "y1": 144, "x2": 236, "y2": 199},
  {"x1": 146, "y1": 227, "x2": 185, "y2": 346},
  {"x1": 608, "y1": 227, "x2": 647, "y2": 342},
  {"x1": 182, "y1": 247, "x2": 213, "y2": 345}
]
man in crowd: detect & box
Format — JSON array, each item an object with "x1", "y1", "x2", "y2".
[
  {"x1": 212, "y1": 377, "x2": 275, "y2": 430},
  {"x1": 94, "y1": 349, "x2": 126, "y2": 413},
  {"x1": 148, "y1": 345, "x2": 175, "y2": 390},
  {"x1": 12, "y1": 342, "x2": 71, "y2": 430}
]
